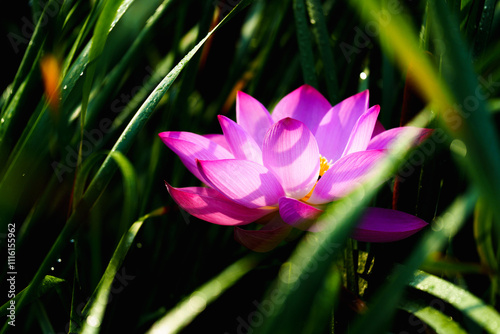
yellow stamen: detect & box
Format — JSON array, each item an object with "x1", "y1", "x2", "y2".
[
  {"x1": 319, "y1": 155, "x2": 332, "y2": 178},
  {"x1": 302, "y1": 155, "x2": 332, "y2": 201}
]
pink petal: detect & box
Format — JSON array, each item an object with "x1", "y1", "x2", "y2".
[
  {"x1": 271, "y1": 85, "x2": 331, "y2": 134},
  {"x1": 203, "y1": 134, "x2": 231, "y2": 152},
  {"x1": 262, "y1": 118, "x2": 320, "y2": 199},
  {"x1": 218, "y1": 115, "x2": 263, "y2": 164},
  {"x1": 372, "y1": 120, "x2": 385, "y2": 138},
  {"x1": 236, "y1": 91, "x2": 273, "y2": 147},
  {"x1": 314, "y1": 90, "x2": 369, "y2": 162},
  {"x1": 166, "y1": 183, "x2": 275, "y2": 226},
  {"x1": 342, "y1": 105, "x2": 381, "y2": 156},
  {"x1": 352, "y1": 207, "x2": 428, "y2": 242},
  {"x1": 197, "y1": 159, "x2": 285, "y2": 208},
  {"x1": 279, "y1": 197, "x2": 325, "y2": 231},
  {"x1": 159, "y1": 132, "x2": 233, "y2": 183},
  {"x1": 367, "y1": 127, "x2": 434, "y2": 150},
  {"x1": 308, "y1": 150, "x2": 387, "y2": 205},
  {"x1": 234, "y1": 215, "x2": 292, "y2": 252}
]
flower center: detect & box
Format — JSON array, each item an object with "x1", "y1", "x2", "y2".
[
  {"x1": 318, "y1": 155, "x2": 332, "y2": 179},
  {"x1": 302, "y1": 155, "x2": 332, "y2": 201}
]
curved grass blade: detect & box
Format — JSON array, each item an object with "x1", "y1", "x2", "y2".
[
  {"x1": 4, "y1": 1, "x2": 254, "y2": 329},
  {"x1": 75, "y1": 0, "x2": 173, "y2": 132},
  {"x1": 465, "y1": 0, "x2": 496, "y2": 60},
  {"x1": 146, "y1": 253, "x2": 262, "y2": 334},
  {"x1": 1, "y1": 0, "x2": 59, "y2": 114},
  {"x1": 0, "y1": 275, "x2": 65, "y2": 317},
  {"x1": 473, "y1": 197, "x2": 499, "y2": 304},
  {"x1": 108, "y1": 151, "x2": 139, "y2": 230},
  {"x1": 80, "y1": 207, "x2": 166, "y2": 334},
  {"x1": 78, "y1": 0, "x2": 135, "y2": 172},
  {"x1": 398, "y1": 299, "x2": 468, "y2": 334},
  {"x1": 409, "y1": 270, "x2": 500, "y2": 334}
]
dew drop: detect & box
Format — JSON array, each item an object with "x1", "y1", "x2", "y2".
[
  {"x1": 63, "y1": 85, "x2": 68, "y2": 90},
  {"x1": 86, "y1": 315, "x2": 101, "y2": 328}
]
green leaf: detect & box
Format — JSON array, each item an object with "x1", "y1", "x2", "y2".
[
  {"x1": 79, "y1": 0, "x2": 134, "y2": 170},
  {"x1": 0, "y1": 275, "x2": 65, "y2": 317},
  {"x1": 146, "y1": 253, "x2": 262, "y2": 334},
  {"x1": 293, "y1": 0, "x2": 319, "y2": 87},
  {"x1": 398, "y1": 299, "x2": 468, "y2": 334},
  {"x1": 409, "y1": 270, "x2": 500, "y2": 333},
  {"x1": 305, "y1": 0, "x2": 339, "y2": 102},
  {"x1": 80, "y1": 207, "x2": 165, "y2": 334}
]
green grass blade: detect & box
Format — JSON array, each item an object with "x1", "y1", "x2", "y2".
[
  {"x1": 108, "y1": 151, "x2": 139, "y2": 230},
  {"x1": 471, "y1": 0, "x2": 497, "y2": 59},
  {"x1": 305, "y1": 0, "x2": 339, "y2": 102},
  {"x1": 409, "y1": 270, "x2": 500, "y2": 333},
  {"x1": 293, "y1": 0, "x2": 319, "y2": 87},
  {"x1": 77, "y1": 0, "x2": 173, "y2": 132},
  {"x1": 398, "y1": 299, "x2": 468, "y2": 334},
  {"x1": 0, "y1": 275, "x2": 65, "y2": 317},
  {"x1": 80, "y1": 207, "x2": 165, "y2": 334},
  {"x1": 78, "y1": 0, "x2": 135, "y2": 171},
  {"x1": 1, "y1": 0, "x2": 58, "y2": 114},
  {"x1": 147, "y1": 253, "x2": 262, "y2": 334}
]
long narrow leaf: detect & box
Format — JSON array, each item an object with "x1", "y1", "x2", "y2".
[
  {"x1": 409, "y1": 270, "x2": 500, "y2": 334},
  {"x1": 80, "y1": 207, "x2": 165, "y2": 334}
]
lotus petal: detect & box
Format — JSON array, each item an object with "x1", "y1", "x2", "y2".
[
  {"x1": 308, "y1": 150, "x2": 387, "y2": 205},
  {"x1": 262, "y1": 118, "x2": 320, "y2": 199},
  {"x1": 271, "y1": 85, "x2": 331, "y2": 133},
  {"x1": 352, "y1": 207, "x2": 428, "y2": 242},
  {"x1": 197, "y1": 159, "x2": 285, "y2": 208},
  {"x1": 166, "y1": 183, "x2": 274, "y2": 225},
  {"x1": 236, "y1": 91, "x2": 273, "y2": 147},
  {"x1": 218, "y1": 115, "x2": 263, "y2": 164}
]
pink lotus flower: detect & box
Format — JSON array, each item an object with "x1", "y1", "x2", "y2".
[{"x1": 160, "y1": 85, "x2": 431, "y2": 252}]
